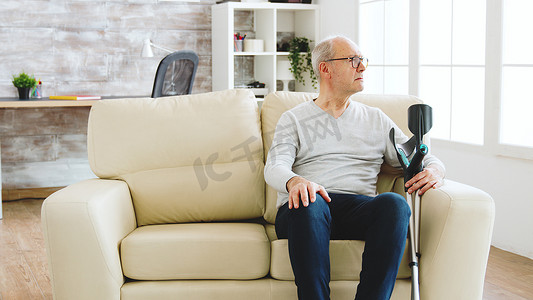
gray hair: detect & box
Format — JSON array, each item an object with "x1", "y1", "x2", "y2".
[{"x1": 311, "y1": 35, "x2": 357, "y2": 81}]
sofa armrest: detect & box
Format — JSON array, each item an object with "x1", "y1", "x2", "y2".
[
  {"x1": 419, "y1": 179, "x2": 495, "y2": 300},
  {"x1": 42, "y1": 179, "x2": 137, "y2": 300}
]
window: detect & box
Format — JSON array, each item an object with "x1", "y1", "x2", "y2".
[
  {"x1": 418, "y1": 0, "x2": 486, "y2": 145},
  {"x1": 500, "y1": 0, "x2": 533, "y2": 148},
  {"x1": 358, "y1": 0, "x2": 409, "y2": 95}
]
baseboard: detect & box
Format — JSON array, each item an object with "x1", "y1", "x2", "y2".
[{"x1": 2, "y1": 187, "x2": 64, "y2": 201}]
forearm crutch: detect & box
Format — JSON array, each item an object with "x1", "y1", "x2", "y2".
[{"x1": 389, "y1": 104, "x2": 432, "y2": 300}]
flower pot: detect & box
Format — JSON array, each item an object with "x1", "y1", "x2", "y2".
[{"x1": 17, "y1": 87, "x2": 32, "y2": 100}]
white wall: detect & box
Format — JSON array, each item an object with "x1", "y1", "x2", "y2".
[
  {"x1": 431, "y1": 140, "x2": 533, "y2": 259},
  {"x1": 317, "y1": 0, "x2": 357, "y2": 42}
]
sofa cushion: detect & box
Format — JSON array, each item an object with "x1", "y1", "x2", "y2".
[
  {"x1": 121, "y1": 223, "x2": 270, "y2": 280},
  {"x1": 265, "y1": 224, "x2": 411, "y2": 281},
  {"x1": 88, "y1": 89, "x2": 265, "y2": 225},
  {"x1": 260, "y1": 91, "x2": 422, "y2": 224}
]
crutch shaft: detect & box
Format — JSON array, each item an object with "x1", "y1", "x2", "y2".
[
  {"x1": 406, "y1": 191, "x2": 421, "y2": 300},
  {"x1": 413, "y1": 192, "x2": 421, "y2": 255},
  {"x1": 411, "y1": 264, "x2": 420, "y2": 300}
]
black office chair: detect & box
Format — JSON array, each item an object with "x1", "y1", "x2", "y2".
[{"x1": 151, "y1": 50, "x2": 199, "y2": 98}]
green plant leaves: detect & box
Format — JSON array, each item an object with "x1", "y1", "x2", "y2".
[
  {"x1": 288, "y1": 37, "x2": 317, "y2": 88},
  {"x1": 12, "y1": 72, "x2": 37, "y2": 89}
]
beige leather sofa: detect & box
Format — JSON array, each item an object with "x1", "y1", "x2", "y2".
[{"x1": 42, "y1": 89, "x2": 495, "y2": 300}]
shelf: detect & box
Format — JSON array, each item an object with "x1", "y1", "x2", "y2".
[
  {"x1": 234, "y1": 52, "x2": 276, "y2": 56},
  {"x1": 212, "y1": 2, "x2": 319, "y2": 93},
  {"x1": 233, "y1": 51, "x2": 301, "y2": 56},
  {"x1": 223, "y1": 2, "x2": 319, "y2": 11}
]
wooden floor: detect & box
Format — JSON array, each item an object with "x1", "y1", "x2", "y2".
[
  {"x1": 1, "y1": 199, "x2": 532, "y2": 300},
  {"x1": 0, "y1": 199, "x2": 52, "y2": 300}
]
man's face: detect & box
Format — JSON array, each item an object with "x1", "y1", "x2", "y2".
[{"x1": 328, "y1": 39, "x2": 367, "y2": 94}]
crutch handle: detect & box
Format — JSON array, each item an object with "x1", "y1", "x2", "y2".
[{"x1": 403, "y1": 144, "x2": 428, "y2": 191}]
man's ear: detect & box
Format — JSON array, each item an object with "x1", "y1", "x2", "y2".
[{"x1": 319, "y1": 61, "x2": 331, "y2": 79}]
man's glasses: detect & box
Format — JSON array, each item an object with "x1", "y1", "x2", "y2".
[{"x1": 325, "y1": 56, "x2": 369, "y2": 69}]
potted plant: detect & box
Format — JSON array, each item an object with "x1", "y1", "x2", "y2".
[
  {"x1": 12, "y1": 72, "x2": 37, "y2": 100},
  {"x1": 288, "y1": 37, "x2": 317, "y2": 89}
]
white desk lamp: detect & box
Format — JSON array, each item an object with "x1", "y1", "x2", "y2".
[
  {"x1": 141, "y1": 39, "x2": 176, "y2": 58},
  {"x1": 277, "y1": 60, "x2": 294, "y2": 91}
]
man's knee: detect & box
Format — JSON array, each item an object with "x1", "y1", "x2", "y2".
[
  {"x1": 375, "y1": 192, "x2": 411, "y2": 222},
  {"x1": 289, "y1": 193, "x2": 331, "y2": 222}
]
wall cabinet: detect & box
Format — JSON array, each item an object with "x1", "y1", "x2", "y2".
[{"x1": 212, "y1": 2, "x2": 319, "y2": 95}]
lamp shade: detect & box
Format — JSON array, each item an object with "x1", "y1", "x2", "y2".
[
  {"x1": 141, "y1": 39, "x2": 154, "y2": 58},
  {"x1": 277, "y1": 60, "x2": 294, "y2": 80}
]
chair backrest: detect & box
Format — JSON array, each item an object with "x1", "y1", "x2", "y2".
[{"x1": 151, "y1": 50, "x2": 199, "y2": 98}]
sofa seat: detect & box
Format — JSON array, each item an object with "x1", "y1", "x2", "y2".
[
  {"x1": 264, "y1": 224, "x2": 411, "y2": 281},
  {"x1": 121, "y1": 223, "x2": 270, "y2": 280}
]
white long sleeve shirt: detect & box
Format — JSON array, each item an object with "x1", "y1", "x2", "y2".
[{"x1": 264, "y1": 99, "x2": 445, "y2": 209}]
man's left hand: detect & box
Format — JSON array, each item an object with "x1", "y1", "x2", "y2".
[{"x1": 405, "y1": 164, "x2": 444, "y2": 195}]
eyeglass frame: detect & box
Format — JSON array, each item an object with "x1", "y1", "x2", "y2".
[{"x1": 324, "y1": 56, "x2": 368, "y2": 69}]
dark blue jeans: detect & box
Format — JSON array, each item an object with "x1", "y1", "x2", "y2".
[{"x1": 275, "y1": 192, "x2": 410, "y2": 300}]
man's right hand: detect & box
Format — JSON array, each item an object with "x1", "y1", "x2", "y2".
[{"x1": 286, "y1": 176, "x2": 331, "y2": 209}]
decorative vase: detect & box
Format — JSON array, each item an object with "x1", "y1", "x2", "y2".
[{"x1": 17, "y1": 87, "x2": 32, "y2": 100}]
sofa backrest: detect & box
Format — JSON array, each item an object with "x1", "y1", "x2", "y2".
[
  {"x1": 260, "y1": 91, "x2": 423, "y2": 224},
  {"x1": 88, "y1": 89, "x2": 265, "y2": 226}
]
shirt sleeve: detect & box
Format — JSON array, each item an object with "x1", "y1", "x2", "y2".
[{"x1": 264, "y1": 112, "x2": 300, "y2": 193}]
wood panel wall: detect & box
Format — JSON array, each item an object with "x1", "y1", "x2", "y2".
[
  {"x1": 0, "y1": 106, "x2": 94, "y2": 199},
  {"x1": 0, "y1": 0, "x2": 216, "y2": 98}
]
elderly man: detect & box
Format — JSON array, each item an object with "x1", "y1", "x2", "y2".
[{"x1": 264, "y1": 36, "x2": 445, "y2": 300}]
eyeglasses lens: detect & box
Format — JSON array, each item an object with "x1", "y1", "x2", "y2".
[{"x1": 352, "y1": 57, "x2": 368, "y2": 68}]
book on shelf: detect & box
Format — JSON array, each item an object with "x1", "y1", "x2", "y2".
[{"x1": 49, "y1": 95, "x2": 101, "y2": 100}]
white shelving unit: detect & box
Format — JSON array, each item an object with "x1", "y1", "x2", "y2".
[{"x1": 212, "y1": 2, "x2": 319, "y2": 94}]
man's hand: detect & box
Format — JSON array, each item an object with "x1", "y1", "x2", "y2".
[
  {"x1": 286, "y1": 176, "x2": 331, "y2": 209},
  {"x1": 405, "y1": 164, "x2": 444, "y2": 195}
]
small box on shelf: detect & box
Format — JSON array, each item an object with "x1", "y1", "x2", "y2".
[{"x1": 269, "y1": 0, "x2": 312, "y2": 3}]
